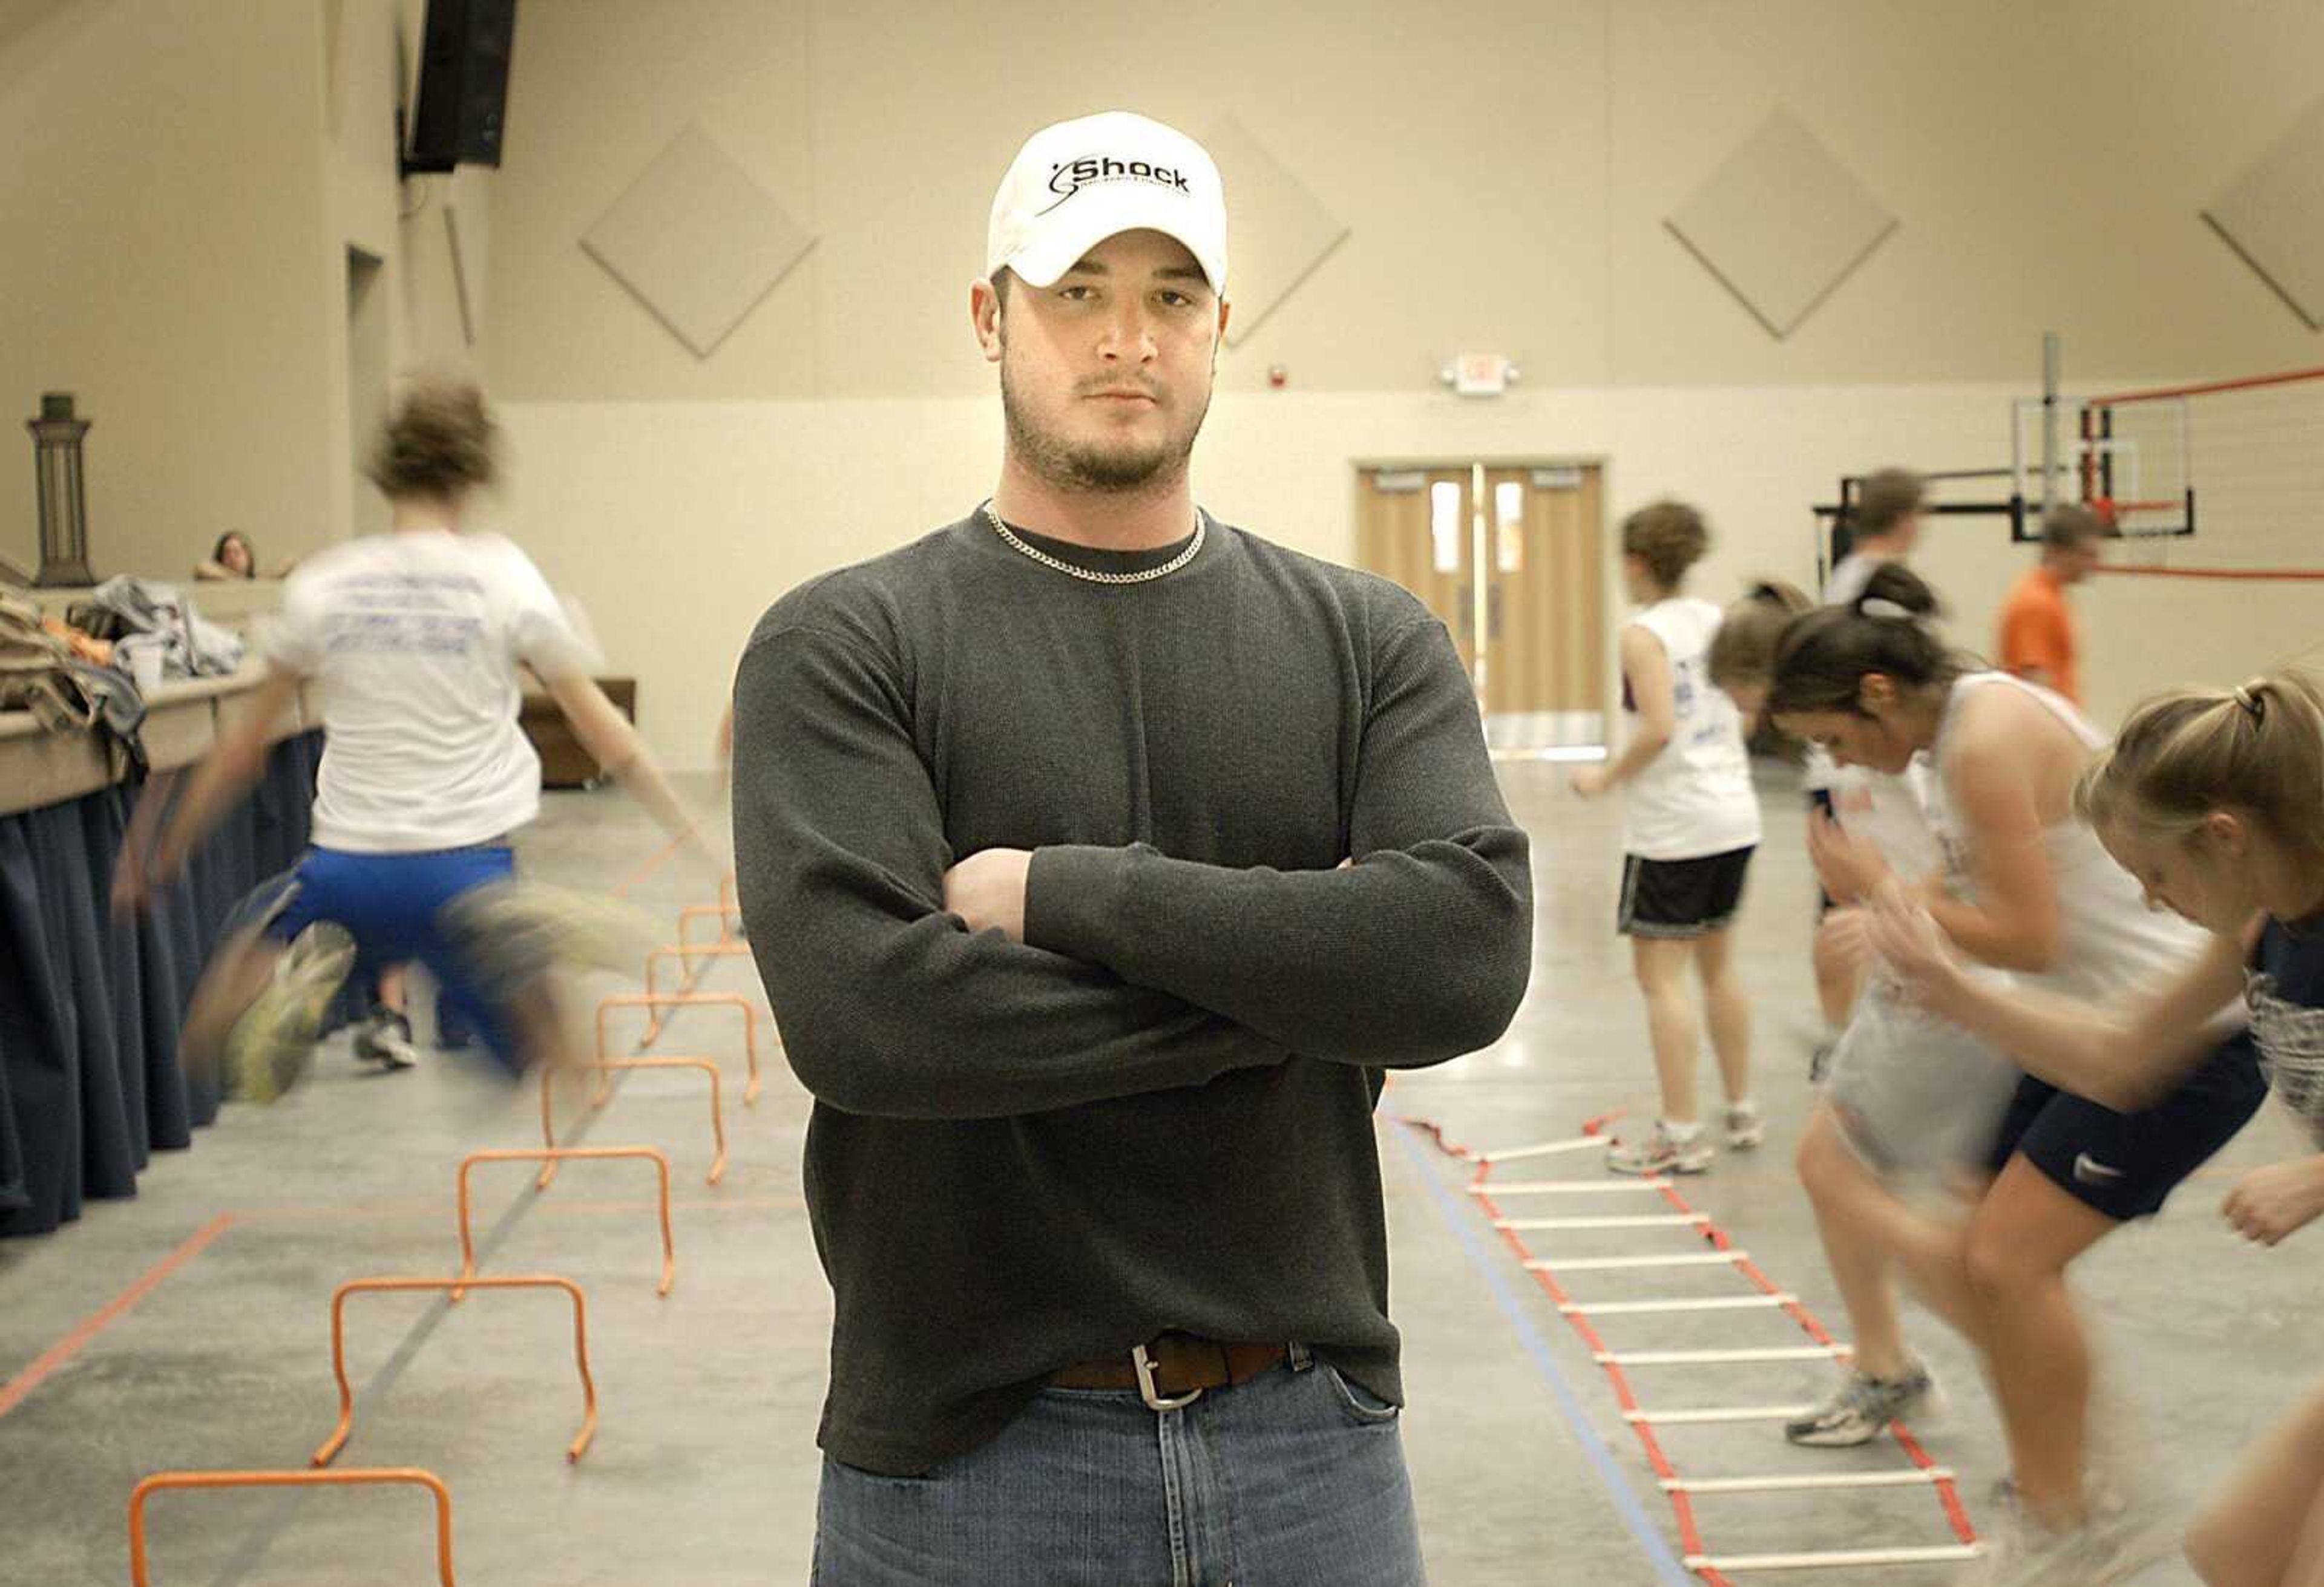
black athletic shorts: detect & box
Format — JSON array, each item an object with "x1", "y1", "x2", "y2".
[
  {"x1": 1984, "y1": 1027, "x2": 2268, "y2": 1221},
  {"x1": 1618, "y1": 846, "x2": 1754, "y2": 940},
  {"x1": 1807, "y1": 788, "x2": 1836, "y2": 917}
]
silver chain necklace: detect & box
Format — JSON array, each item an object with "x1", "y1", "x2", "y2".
[{"x1": 980, "y1": 500, "x2": 1206, "y2": 586}]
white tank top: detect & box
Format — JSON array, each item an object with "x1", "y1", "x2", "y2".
[
  {"x1": 1925, "y1": 672, "x2": 2215, "y2": 1003},
  {"x1": 1830, "y1": 757, "x2": 1943, "y2": 879},
  {"x1": 1621, "y1": 597, "x2": 1762, "y2": 861}
]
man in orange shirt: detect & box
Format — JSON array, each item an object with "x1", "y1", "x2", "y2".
[{"x1": 1999, "y1": 504, "x2": 2104, "y2": 705}]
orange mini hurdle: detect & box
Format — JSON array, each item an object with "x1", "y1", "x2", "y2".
[
  {"x1": 677, "y1": 903, "x2": 740, "y2": 952},
  {"x1": 317, "y1": 1275, "x2": 597, "y2": 1467},
  {"x1": 645, "y1": 942, "x2": 757, "y2": 1009},
  {"x1": 130, "y1": 1468, "x2": 455, "y2": 1586},
  {"x1": 540, "y1": 1058, "x2": 727, "y2": 1186},
  {"x1": 595, "y1": 991, "x2": 762, "y2": 1104},
  {"x1": 455, "y1": 1147, "x2": 675, "y2": 1298}
]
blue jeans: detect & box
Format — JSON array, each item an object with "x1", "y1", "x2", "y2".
[{"x1": 812, "y1": 1349, "x2": 1427, "y2": 1586}]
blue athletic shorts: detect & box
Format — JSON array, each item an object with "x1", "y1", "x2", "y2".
[
  {"x1": 263, "y1": 845, "x2": 525, "y2": 1075},
  {"x1": 1984, "y1": 1027, "x2": 2267, "y2": 1220}
]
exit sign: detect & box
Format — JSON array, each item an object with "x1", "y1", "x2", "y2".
[{"x1": 1450, "y1": 353, "x2": 1515, "y2": 397}]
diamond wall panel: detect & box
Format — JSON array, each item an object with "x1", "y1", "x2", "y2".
[
  {"x1": 1666, "y1": 110, "x2": 1897, "y2": 339},
  {"x1": 1205, "y1": 116, "x2": 1351, "y2": 348},
  {"x1": 2204, "y1": 97, "x2": 2324, "y2": 330},
  {"x1": 581, "y1": 122, "x2": 814, "y2": 358}
]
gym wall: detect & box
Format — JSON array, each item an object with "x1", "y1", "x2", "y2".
[
  {"x1": 482, "y1": 0, "x2": 2322, "y2": 762},
  {"x1": 4, "y1": 0, "x2": 2317, "y2": 764},
  {"x1": 0, "y1": 0, "x2": 474, "y2": 580}
]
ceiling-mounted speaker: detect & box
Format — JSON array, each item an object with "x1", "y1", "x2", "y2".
[{"x1": 403, "y1": 0, "x2": 517, "y2": 177}]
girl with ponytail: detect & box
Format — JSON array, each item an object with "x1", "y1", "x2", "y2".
[
  {"x1": 1572, "y1": 502, "x2": 1765, "y2": 1176},
  {"x1": 1715, "y1": 568, "x2": 2026, "y2": 1453},
  {"x1": 1877, "y1": 671, "x2": 2324, "y2": 1586},
  {"x1": 1765, "y1": 564, "x2": 2268, "y2": 1584}
]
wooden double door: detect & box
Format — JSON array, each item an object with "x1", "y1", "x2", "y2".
[{"x1": 1356, "y1": 462, "x2": 1607, "y2": 751}]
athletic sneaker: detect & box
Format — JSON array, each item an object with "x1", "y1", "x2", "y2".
[
  {"x1": 1724, "y1": 1101, "x2": 1765, "y2": 1150},
  {"x1": 1785, "y1": 1360, "x2": 1938, "y2": 1447},
  {"x1": 441, "y1": 880, "x2": 659, "y2": 994},
  {"x1": 1606, "y1": 1122, "x2": 1713, "y2": 1176},
  {"x1": 224, "y1": 923, "x2": 356, "y2": 1104},
  {"x1": 1964, "y1": 1485, "x2": 2175, "y2": 1586},
  {"x1": 352, "y1": 1007, "x2": 419, "y2": 1070}
]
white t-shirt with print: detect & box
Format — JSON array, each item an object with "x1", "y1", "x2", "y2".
[
  {"x1": 267, "y1": 529, "x2": 595, "y2": 854},
  {"x1": 1620, "y1": 596, "x2": 1762, "y2": 861}
]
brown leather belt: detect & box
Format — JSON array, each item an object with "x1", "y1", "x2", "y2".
[{"x1": 1051, "y1": 1335, "x2": 1292, "y2": 1409}]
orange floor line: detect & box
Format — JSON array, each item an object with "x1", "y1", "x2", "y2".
[
  {"x1": 610, "y1": 815, "x2": 704, "y2": 900},
  {"x1": 0, "y1": 1212, "x2": 235, "y2": 1421}
]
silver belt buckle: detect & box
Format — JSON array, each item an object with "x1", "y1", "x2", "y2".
[{"x1": 1131, "y1": 1343, "x2": 1204, "y2": 1412}]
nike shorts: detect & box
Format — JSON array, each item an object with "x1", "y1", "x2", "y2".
[{"x1": 1985, "y1": 1027, "x2": 2267, "y2": 1221}]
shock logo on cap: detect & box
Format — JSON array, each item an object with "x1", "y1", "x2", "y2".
[{"x1": 1039, "y1": 154, "x2": 1194, "y2": 214}]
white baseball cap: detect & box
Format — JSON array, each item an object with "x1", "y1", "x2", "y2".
[{"x1": 986, "y1": 111, "x2": 1228, "y2": 296}]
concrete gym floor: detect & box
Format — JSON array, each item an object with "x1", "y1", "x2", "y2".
[{"x1": 0, "y1": 763, "x2": 2309, "y2": 1586}]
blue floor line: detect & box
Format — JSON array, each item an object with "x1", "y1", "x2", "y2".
[{"x1": 1390, "y1": 1121, "x2": 1698, "y2": 1587}]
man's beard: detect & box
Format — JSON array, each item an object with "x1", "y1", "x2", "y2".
[{"x1": 1000, "y1": 359, "x2": 1210, "y2": 495}]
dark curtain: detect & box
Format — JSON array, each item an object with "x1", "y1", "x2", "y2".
[{"x1": 0, "y1": 731, "x2": 324, "y2": 1237}]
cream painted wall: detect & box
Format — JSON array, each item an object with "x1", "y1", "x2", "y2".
[
  {"x1": 484, "y1": 0, "x2": 2324, "y2": 402},
  {"x1": 1598, "y1": 0, "x2": 2324, "y2": 385},
  {"x1": 484, "y1": 0, "x2": 816, "y2": 401},
  {"x1": 0, "y1": 1, "x2": 340, "y2": 581},
  {"x1": 498, "y1": 383, "x2": 2316, "y2": 771},
  {"x1": 0, "y1": 0, "x2": 474, "y2": 584},
  {"x1": 475, "y1": 0, "x2": 2323, "y2": 770},
  {"x1": 4, "y1": 0, "x2": 2311, "y2": 779}
]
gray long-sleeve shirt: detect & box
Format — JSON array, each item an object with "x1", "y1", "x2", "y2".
[{"x1": 732, "y1": 507, "x2": 1533, "y2": 1475}]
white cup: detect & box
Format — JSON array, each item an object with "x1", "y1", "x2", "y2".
[{"x1": 130, "y1": 648, "x2": 165, "y2": 695}]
